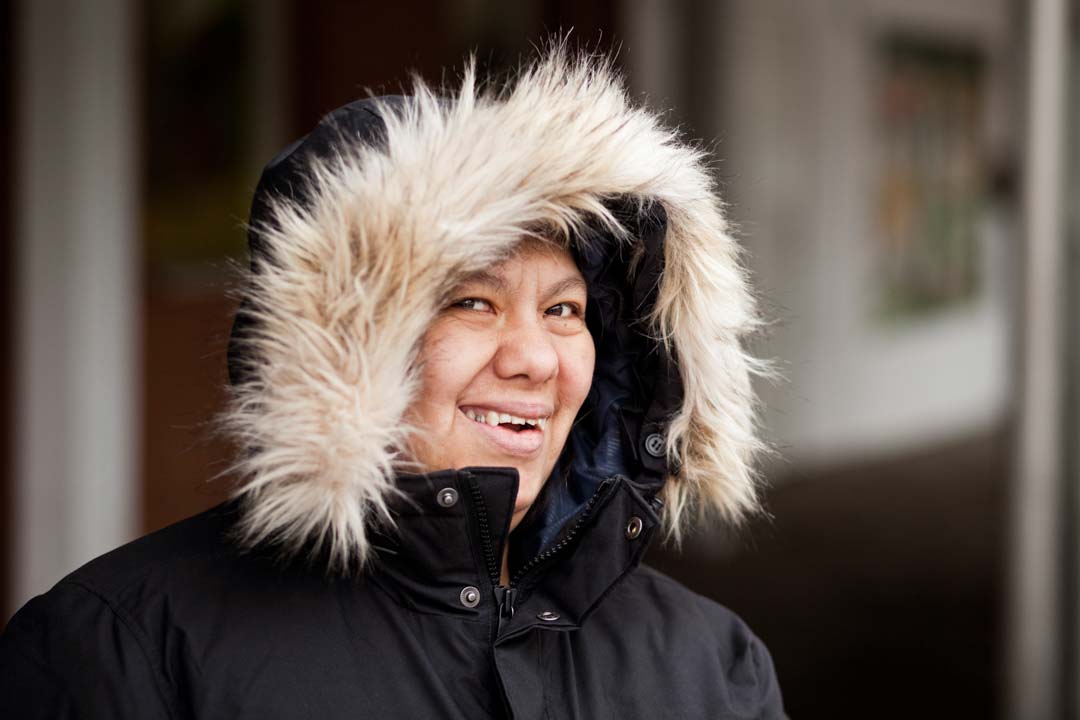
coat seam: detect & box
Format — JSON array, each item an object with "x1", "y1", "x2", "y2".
[
  {"x1": 538, "y1": 632, "x2": 554, "y2": 720},
  {"x1": 61, "y1": 580, "x2": 184, "y2": 720}
]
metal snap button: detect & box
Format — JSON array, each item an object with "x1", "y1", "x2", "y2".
[
  {"x1": 459, "y1": 586, "x2": 481, "y2": 608},
  {"x1": 626, "y1": 516, "x2": 644, "y2": 540},
  {"x1": 437, "y1": 487, "x2": 459, "y2": 508},
  {"x1": 644, "y1": 433, "x2": 665, "y2": 458},
  {"x1": 537, "y1": 611, "x2": 560, "y2": 622}
]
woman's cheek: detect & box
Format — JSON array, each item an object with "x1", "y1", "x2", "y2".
[
  {"x1": 425, "y1": 332, "x2": 498, "y2": 411},
  {"x1": 561, "y1": 334, "x2": 596, "y2": 410}
]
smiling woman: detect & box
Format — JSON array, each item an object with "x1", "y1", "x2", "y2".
[
  {"x1": 0, "y1": 46, "x2": 787, "y2": 719},
  {"x1": 406, "y1": 241, "x2": 596, "y2": 554}
]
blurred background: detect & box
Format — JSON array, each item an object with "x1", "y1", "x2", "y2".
[{"x1": 2, "y1": 0, "x2": 1078, "y2": 717}]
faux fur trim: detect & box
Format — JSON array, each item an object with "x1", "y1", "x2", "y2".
[{"x1": 222, "y1": 45, "x2": 775, "y2": 572}]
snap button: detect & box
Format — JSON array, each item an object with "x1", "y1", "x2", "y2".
[
  {"x1": 537, "y1": 611, "x2": 560, "y2": 622},
  {"x1": 436, "y1": 487, "x2": 459, "y2": 508},
  {"x1": 626, "y1": 516, "x2": 644, "y2": 540},
  {"x1": 644, "y1": 433, "x2": 665, "y2": 458},
  {"x1": 459, "y1": 586, "x2": 481, "y2": 608}
]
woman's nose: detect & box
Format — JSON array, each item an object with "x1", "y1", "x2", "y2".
[{"x1": 492, "y1": 316, "x2": 559, "y2": 383}]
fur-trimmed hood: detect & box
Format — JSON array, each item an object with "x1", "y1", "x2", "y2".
[{"x1": 223, "y1": 47, "x2": 772, "y2": 573}]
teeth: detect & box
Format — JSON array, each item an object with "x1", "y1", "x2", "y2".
[{"x1": 463, "y1": 408, "x2": 549, "y2": 430}]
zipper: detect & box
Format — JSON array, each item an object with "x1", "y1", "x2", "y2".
[
  {"x1": 463, "y1": 471, "x2": 517, "y2": 634},
  {"x1": 464, "y1": 471, "x2": 622, "y2": 635},
  {"x1": 465, "y1": 473, "x2": 502, "y2": 588},
  {"x1": 494, "y1": 585, "x2": 516, "y2": 633},
  {"x1": 508, "y1": 476, "x2": 614, "y2": 587}
]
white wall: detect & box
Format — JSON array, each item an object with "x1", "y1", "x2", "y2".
[
  {"x1": 12, "y1": 0, "x2": 140, "y2": 608},
  {"x1": 710, "y1": 0, "x2": 1018, "y2": 471}
]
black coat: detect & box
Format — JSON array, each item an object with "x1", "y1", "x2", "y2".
[
  {"x1": 0, "y1": 470, "x2": 785, "y2": 718},
  {"x1": 2, "y1": 47, "x2": 787, "y2": 718}
]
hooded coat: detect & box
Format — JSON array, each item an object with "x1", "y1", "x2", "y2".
[{"x1": 0, "y1": 49, "x2": 786, "y2": 719}]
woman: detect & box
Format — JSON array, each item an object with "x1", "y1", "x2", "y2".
[{"x1": 0, "y1": 48, "x2": 786, "y2": 718}]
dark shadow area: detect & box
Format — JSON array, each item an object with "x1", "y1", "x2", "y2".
[{"x1": 651, "y1": 424, "x2": 1010, "y2": 719}]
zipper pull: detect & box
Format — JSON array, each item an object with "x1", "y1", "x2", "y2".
[{"x1": 494, "y1": 586, "x2": 516, "y2": 632}]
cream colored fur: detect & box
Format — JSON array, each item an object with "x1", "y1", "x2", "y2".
[{"x1": 222, "y1": 46, "x2": 775, "y2": 572}]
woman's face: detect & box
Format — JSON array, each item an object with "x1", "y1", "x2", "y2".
[{"x1": 407, "y1": 242, "x2": 595, "y2": 530}]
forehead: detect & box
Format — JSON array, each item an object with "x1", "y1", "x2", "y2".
[{"x1": 459, "y1": 241, "x2": 584, "y2": 290}]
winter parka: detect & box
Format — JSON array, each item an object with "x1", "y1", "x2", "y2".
[{"x1": 0, "y1": 49, "x2": 786, "y2": 719}]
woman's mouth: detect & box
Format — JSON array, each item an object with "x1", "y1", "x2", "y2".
[{"x1": 459, "y1": 406, "x2": 548, "y2": 457}]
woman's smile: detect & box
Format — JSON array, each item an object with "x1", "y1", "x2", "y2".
[{"x1": 458, "y1": 404, "x2": 550, "y2": 457}]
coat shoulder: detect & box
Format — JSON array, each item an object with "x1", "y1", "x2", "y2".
[
  {"x1": 614, "y1": 564, "x2": 756, "y2": 633},
  {"x1": 4, "y1": 501, "x2": 245, "y2": 649},
  {"x1": 0, "y1": 505, "x2": 243, "y2": 719},
  {"x1": 60, "y1": 498, "x2": 239, "y2": 595},
  {"x1": 590, "y1": 563, "x2": 787, "y2": 718},
  {"x1": 59, "y1": 500, "x2": 243, "y2": 601}
]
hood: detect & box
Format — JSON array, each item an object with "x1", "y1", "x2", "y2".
[{"x1": 222, "y1": 47, "x2": 773, "y2": 573}]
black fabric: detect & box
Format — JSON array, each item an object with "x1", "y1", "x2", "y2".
[{"x1": 0, "y1": 472, "x2": 785, "y2": 719}]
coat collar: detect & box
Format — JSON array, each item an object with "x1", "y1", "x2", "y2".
[{"x1": 370, "y1": 468, "x2": 661, "y2": 637}]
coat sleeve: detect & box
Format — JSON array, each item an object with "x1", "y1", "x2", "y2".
[
  {"x1": 0, "y1": 581, "x2": 177, "y2": 720},
  {"x1": 744, "y1": 630, "x2": 788, "y2": 720}
]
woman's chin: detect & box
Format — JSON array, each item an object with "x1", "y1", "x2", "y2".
[
  {"x1": 514, "y1": 494, "x2": 534, "y2": 515},
  {"x1": 513, "y1": 474, "x2": 544, "y2": 509}
]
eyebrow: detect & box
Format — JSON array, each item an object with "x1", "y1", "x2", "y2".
[
  {"x1": 540, "y1": 276, "x2": 587, "y2": 302},
  {"x1": 456, "y1": 271, "x2": 587, "y2": 301},
  {"x1": 458, "y1": 270, "x2": 508, "y2": 294}
]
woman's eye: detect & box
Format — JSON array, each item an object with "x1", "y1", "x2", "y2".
[
  {"x1": 452, "y1": 298, "x2": 491, "y2": 312},
  {"x1": 545, "y1": 302, "x2": 581, "y2": 319}
]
